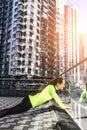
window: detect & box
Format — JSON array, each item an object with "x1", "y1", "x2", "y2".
[
  {"x1": 35, "y1": 62, "x2": 38, "y2": 67},
  {"x1": 38, "y1": 0, "x2": 40, "y2": 3},
  {"x1": 37, "y1": 29, "x2": 39, "y2": 33},
  {"x1": 28, "y1": 61, "x2": 31, "y2": 65},
  {"x1": 35, "y1": 69, "x2": 38, "y2": 74},
  {"x1": 28, "y1": 68, "x2": 31, "y2": 73},
  {"x1": 30, "y1": 25, "x2": 33, "y2": 30},
  {"x1": 29, "y1": 39, "x2": 32, "y2": 43},
  {"x1": 30, "y1": 32, "x2": 33, "y2": 37},
  {"x1": 30, "y1": 18, "x2": 33, "y2": 23},
  {"x1": 29, "y1": 46, "x2": 32, "y2": 51},
  {"x1": 31, "y1": 0, "x2": 34, "y2": 2},
  {"x1": 15, "y1": 1, "x2": 18, "y2": 6},
  {"x1": 36, "y1": 35, "x2": 39, "y2": 40},
  {"x1": 29, "y1": 54, "x2": 32, "y2": 58}
]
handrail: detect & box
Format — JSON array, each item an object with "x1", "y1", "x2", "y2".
[
  {"x1": 0, "y1": 78, "x2": 51, "y2": 81},
  {"x1": 59, "y1": 57, "x2": 87, "y2": 76}
]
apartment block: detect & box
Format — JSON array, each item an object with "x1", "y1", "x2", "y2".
[
  {"x1": 0, "y1": 0, "x2": 66, "y2": 80},
  {"x1": 0, "y1": 0, "x2": 13, "y2": 76},
  {"x1": 40, "y1": 0, "x2": 57, "y2": 78},
  {"x1": 0, "y1": 0, "x2": 42, "y2": 78}
]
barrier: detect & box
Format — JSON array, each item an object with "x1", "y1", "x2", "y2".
[{"x1": 70, "y1": 98, "x2": 87, "y2": 130}]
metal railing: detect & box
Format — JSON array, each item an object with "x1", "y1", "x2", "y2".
[
  {"x1": 57, "y1": 57, "x2": 87, "y2": 130},
  {"x1": 59, "y1": 57, "x2": 87, "y2": 77}
]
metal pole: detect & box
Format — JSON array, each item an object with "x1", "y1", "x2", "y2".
[{"x1": 68, "y1": 80, "x2": 70, "y2": 103}]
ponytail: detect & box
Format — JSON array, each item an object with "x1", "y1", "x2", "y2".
[
  {"x1": 49, "y1": 77, "x2": 63, "y2": 86},
  {"x1": 30, "y1": 77, "x2": 63, "y2": 95}
]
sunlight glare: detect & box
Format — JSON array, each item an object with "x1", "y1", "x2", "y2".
[{"x1": 78, "y1": 24, "x2": 87, "y2": 33}]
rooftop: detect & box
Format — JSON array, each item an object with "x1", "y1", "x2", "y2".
[{"x1": 0, "y1": 97, "x2": 83, "y2": 130}]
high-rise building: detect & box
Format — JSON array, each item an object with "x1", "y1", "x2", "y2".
[
  {"x1": 55, "y1": 0, "x2": 65, "y2": 76},
  {"x1": 9, "y1": 0, "x2": 42, "y2": 78},
  {"x1": 64, "y1": 5, "x2": 78, "y2": 81},
  {"x1": 40, "y1": 0, "x2": 56, "y2": 78},
  {"x1": 0, "y1": 0, "x2": 42, "y2": 78},
  {"x1": 0, "y1": 0, "x2": 13, "y2": 76},
  {"x1": 79, "y1": 32, "x2": 87, "y2": 82},
  {"x1": 1, "y1": 0, "x2": 64, "y2": 79}
]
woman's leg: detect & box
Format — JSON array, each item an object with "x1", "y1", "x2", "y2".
[{"x1": 0, "y1": 96, "x2": 32, "y2": 118}]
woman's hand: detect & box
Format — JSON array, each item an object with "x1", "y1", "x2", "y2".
[
  {"x1": 65, "y1": 105, "x2": 70, "y2": 110},
  {"x1": 62, "y1": 100, "x2": 66, "y2": 103}
]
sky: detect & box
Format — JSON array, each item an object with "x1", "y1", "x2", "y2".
[{"x1": 66, "y1": 0, "x2": 87, "y2": 33}]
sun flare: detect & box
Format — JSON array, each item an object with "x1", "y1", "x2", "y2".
[{"x1": 78, "y1": 23, "x2": 87, "y2": 33}]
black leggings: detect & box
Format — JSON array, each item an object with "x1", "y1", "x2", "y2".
[{"x1": 0, "y1": 96, "x2": 32, "y2": 117}]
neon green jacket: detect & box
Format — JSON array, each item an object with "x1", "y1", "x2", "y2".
[
  {"x1": 29, "y1": 85, "x2": 65, "y2": 109},
  {"x1": 79, "y1": 89, "x2": 87, "y2": 103}
]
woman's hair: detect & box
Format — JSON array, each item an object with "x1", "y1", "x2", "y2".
[
  {"x1": 30, "y1": 77, "x2": 63, "y2": 95},
  {"x1": 49, "y1": 77, "x2": 63, "y2": 86}
]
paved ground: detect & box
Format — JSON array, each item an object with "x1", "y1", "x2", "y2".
[{"x1": 0, "y1": 97, "x2": 83, "y2": 130}]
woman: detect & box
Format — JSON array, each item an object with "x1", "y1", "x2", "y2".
[
  {"x1": 0, "y1": 77, "x2": 68, "y2": 118},
  {"x1": 79, "y1": 85, "x2": 87, "y2": 103}
]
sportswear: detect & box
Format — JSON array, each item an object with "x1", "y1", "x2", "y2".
[
  {"x1": 79, "y1": 89, "x2": 87, "y2": 103},
  {"x1": 29, "y1": 85, "x2": 65, "y2": 109}
]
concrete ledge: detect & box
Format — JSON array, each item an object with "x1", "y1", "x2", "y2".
[
  {"x1": 0, "y1": 89, "x2": 35, "y2": 97},
  {"x1": 0, "y1": 97, "x2": 81, "y2": 130}
]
